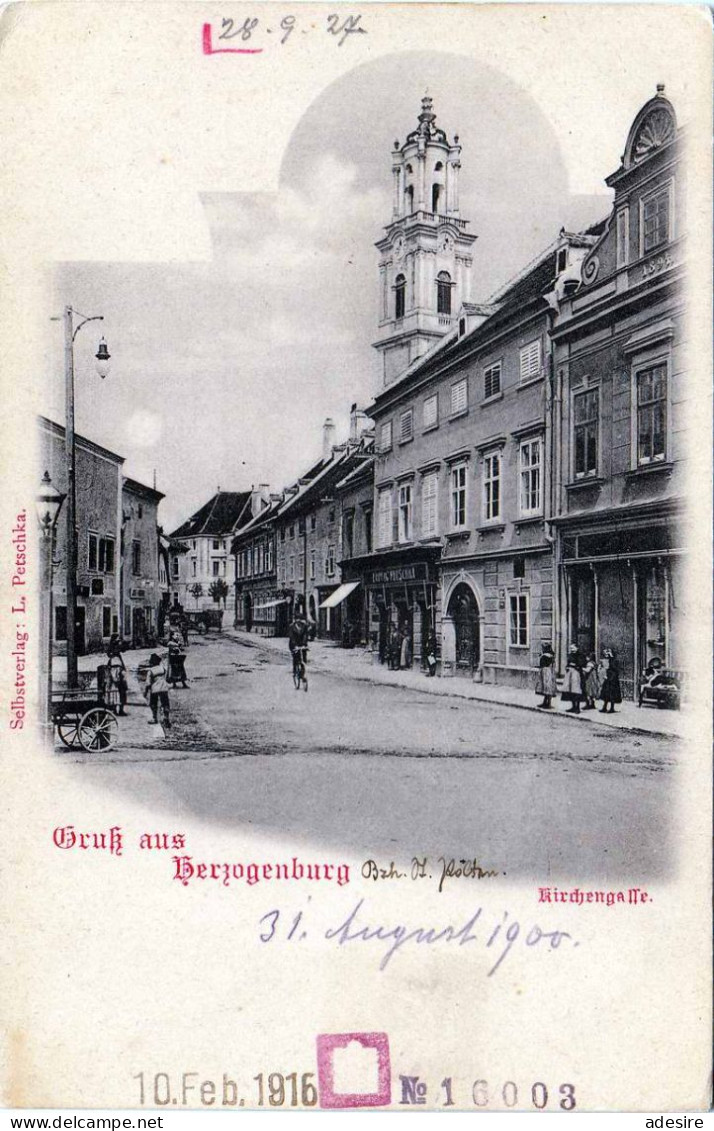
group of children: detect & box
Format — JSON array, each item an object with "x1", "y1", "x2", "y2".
[{"x1": 536, "y1": 644, "x2": 622, "y2": 715}]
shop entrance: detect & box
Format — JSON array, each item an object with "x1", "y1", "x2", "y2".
[
  {"x1": 571, "y1": 570, "x2": 595, "y2": 657},
  {"x1": 393, "y1": 600, "x2": 414, "y2": 668},
  {"x1": 447, "y1": 584, "x2": 480, "y2": 674},
  {"x1": 636, "y1": 562, "x2": 668, "y2": 679}
]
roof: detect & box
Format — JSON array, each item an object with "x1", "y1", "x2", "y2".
[
  {"x1": 169, "y1": 491, "x2": 253, "y2": 539},
  {"x1": 369, "y1": 225, "x2": 607, "y2": 412},
  {"x1": 335, "y1": 455, "x2": 375, "y2": 493},
  {"x1": 123, "y1": 476, "x2": 165, "y2": 503},
  {"x1": 38, "y1": 415, "x2": 125, "y2": 465}
]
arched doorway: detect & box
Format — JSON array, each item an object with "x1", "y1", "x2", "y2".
[{"x1": 447, "y1": 583, "x2": 480, "y2": 674}]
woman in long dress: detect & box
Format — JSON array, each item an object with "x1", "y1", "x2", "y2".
[
  {"x1": 582, "y1": 653, "x2": 600, "y2": 710},
  {"x1": 560, "y1": 644, "x2": 585, "y2": 714},
  {"x1": 535, "y1": 643, "x2": 557, "y2": 709},
  {"x1": 599, "y1": 649, "x2": 623, "y2": 713}
]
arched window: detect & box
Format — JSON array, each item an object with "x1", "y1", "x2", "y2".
[
  {"x1": 434, "y1": 161, "x2": 443, "y2": 171},
  {"x1": 405, "y1": 184, "x2": 414, "y2": 212},
  {"x1": 432, "y1": 183, "x2": 441, "y2": 212},
  {"x1": 394, "y1": 274, "x2": 406, "y2": 320},
  {"x1": 436, "y1": 271, "x2": 452, "y2": 315}
]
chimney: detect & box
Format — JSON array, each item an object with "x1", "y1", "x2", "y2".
[
  {"x1": 250, "y1": 483, "x2": 270, "y2": 515},
  {"x1": 349, "y1": 403, "x2": 372, "y2": 442},
  {"x1": 322, "y1": 417, "x2": 336, "y2": 461}
]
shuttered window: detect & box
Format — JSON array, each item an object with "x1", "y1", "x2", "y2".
[
  {"x1": 519, "y1": 340, "x2": 542, "y2": 382},
  {"x1": 450, "y1": 379, "x2": 468, "y2": 416},
  {"x1": 377, "y1": 488, "x2": 392, "y2": 548},
  {"x1": 399, "y1": 409, "x2": 414, "y2": 443},
  {"x1": 423, "y1": 394, "x2": 438, "y2": 429},
  {"x1": 380, "y1": 421, "x2": 393, "y2": 452},
  {"x1": 422, "y1": 472, "x2": 438, "y2": 537}
]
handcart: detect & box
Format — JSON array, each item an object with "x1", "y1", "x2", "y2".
[{"x1": 51, "y1": 665, "x2": 120, "y2": 751}]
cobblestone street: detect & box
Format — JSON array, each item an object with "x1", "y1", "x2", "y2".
[{"x1": 54, "y1": 631, "x2": 678, "y2": 882}]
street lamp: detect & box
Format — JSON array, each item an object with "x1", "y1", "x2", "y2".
[
  {"x1": 59, "y1": 306, "x2": 111, "y2": 688},
  {"x1": 35, "y1": 471, "x2": 65, "y2": 733}
]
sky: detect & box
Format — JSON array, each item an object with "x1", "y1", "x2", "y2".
[{"x1": 44, "y1": 49, "x2": 657, "y2": 533}]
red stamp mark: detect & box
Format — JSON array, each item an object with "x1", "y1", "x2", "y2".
[
  {"x1": 202, "y1": 23, "x2": 263, "y2": 55},
  {"x1": 316, "y1": 1032, "x2": 391, "y2": 1108}
]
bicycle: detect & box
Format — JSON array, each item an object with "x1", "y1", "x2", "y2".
[{"x1": 292, "y1": 646, "x2": 309, "y2": 692}]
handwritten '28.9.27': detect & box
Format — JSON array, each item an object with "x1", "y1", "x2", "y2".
[{"x1": 216, "y1": 13, "x2": 367, "y2": 47}]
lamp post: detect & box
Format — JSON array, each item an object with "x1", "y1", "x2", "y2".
[
  {"x1": 35, "y1": 471, "x2": 66, "y2": 733},
  {"x1": 61, "y1": 307, "x2": 111, "y2": 688}
]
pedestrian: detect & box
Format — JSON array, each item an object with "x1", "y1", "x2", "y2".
[
  {"x1": 167, "y1": 631, "x2": 189, "y2": 688},
  {"x1": 400, "y1": 622, "x2": 412, "y2": 669},
  {"x1": 423, "y1": 629, "x2": 437, "y2": 677},
  {"x1": 582, "y1": 652, "x2": 600, "y2": 710},
  {"x1": 180, "y1": 615, "x2": 189, "y2": 647},
  {"x1": 560, "y1": 644, "x2": 585, "y2": 714},
  {"x1": 106, "y1": 633, "x2": 128, "y2": 715},
  {"x1": 599, "y1": 649, "x2": 623, "y2": 713},
  {"x1": 535, "y1": 643, "x2": 556, "y2": 708},
  {"x1": 145, "y1": 652, "x2": 171, "y2": 728},
  {"x1": 389, "y1": 623, "x2": 401, "y2": 670}
]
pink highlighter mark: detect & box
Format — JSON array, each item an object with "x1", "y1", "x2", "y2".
[
  {"x1": 202, "y1": 24, "x2": 263, "y2": 55},
  {"x1": 316, "y1": 1032, "x2": 391, "y2": 1109}
]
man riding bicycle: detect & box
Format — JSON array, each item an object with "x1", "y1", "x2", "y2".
[{"x1": 288, "y1": 608, "x2": 310, "y2": 685}]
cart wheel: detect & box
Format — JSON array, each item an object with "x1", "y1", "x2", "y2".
[
  {"x1": 57, "y1": 716, "x2": 82, "y2": 748},
  {"x1": 78, "y1": 708, "x2": 119, "y2": 752}
]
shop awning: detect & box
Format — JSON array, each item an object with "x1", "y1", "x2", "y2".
[
  {"x1": 255, "y1": 598, "x2": 289, "y2": 611},
  {"x1": 319, "y1": 581, "x2": 360, "y2": 609}
]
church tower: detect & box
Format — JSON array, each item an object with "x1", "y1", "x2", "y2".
[{"x1": 373, "y1": 97, "x2": 476, "y2": 387}]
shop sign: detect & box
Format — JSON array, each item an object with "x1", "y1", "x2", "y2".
[{"x1": 366, "y1": 562, "x2": 430, "y2": 585}]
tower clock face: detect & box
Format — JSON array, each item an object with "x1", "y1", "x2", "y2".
[
  {"x1": 439, "y1": 232, "x2": 453, "y2": 254},
  {"x1": 393, "y1": 235, "x2": 404, "y2": 259}
]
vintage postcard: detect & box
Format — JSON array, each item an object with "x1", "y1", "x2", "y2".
[{"x1": 1, "y1": 1, "x2": 712, "y2": 1117}]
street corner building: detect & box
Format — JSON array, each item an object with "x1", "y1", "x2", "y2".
[
  {"x1": 169, "y1": 488, "x2": 263, "y2": 622},
  {"x1": 550, "y1": 87, "x2": 687, "y2": 699},
  {"x1": 38, "y1": 417, "x2": 165, "y2": 656},
  {"x1": 339, "y1": 88, "x2": 688, "y2": 693}
]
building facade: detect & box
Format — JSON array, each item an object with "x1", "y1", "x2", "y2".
[
  {"x1": 274, "y1": 433, "x2": 371, "y2": 640},
  {"x1": 169, "y1": 489, "x2": 267, "y2": 615},
  {"x1": 551, "y1": 87, "x2": 687, "y2": 699},
  {"x1": 121, "y1": 477, "x2": 165, "y2": 648},
  {"x1": 38, "y1": 417, "x2": 163, "y2": 656},
  {"x1": 232, "y1": 496, "x2": 285, "y2": 636}
]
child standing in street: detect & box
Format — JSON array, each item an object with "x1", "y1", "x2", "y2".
[
  {"x1": 535, "y1": 643, "x2": 557, "y2": 709},
  {"x1": 145, "y1": 653, "x2": 171, "y2": 728}
]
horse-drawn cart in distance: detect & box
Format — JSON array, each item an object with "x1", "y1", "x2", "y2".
[{"x1": 183, "y1": 608, "x2": 224, "y2": 634}]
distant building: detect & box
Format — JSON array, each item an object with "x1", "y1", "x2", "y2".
[
  {"x1": 551, "y1": 87, "x2": 687, "y2": 697},
  {"x1": 232, "y1": 494, "x2": 284, "y2": 637},
  {"x1": 121, "y1": 477, "x2": 165, "y2": 648},
  {"x1": 169, "y1": 489, "x2": 267, "y2": 615},
  {"x1": 273, "y1": 420, "x2": 372, "y2": 640}
]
